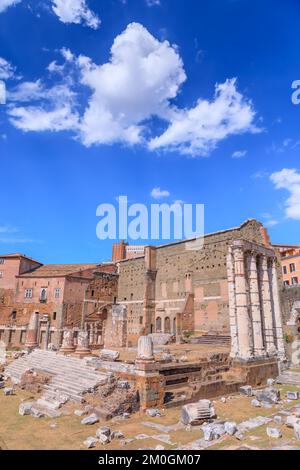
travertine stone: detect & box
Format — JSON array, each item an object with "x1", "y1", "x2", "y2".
[
  {"x1": 247, "y1": 252, "x2": 265, "y2": 356},
  {"x1": 60, "y1": 330, "x2": 75, "y2": 354},
  {"x1": 74, "y1": 331, "x2": 91, "y2": 357},
  {"x1": 137, "y1": 336, "x2": 154, "y2": 362},
  {"x1": 233, "y1": 245, "x2": 253, "y2": 359},
  {"x1": 270, "y1": 259, "x2": 286, "y2": 359},
  {"x1": 259, "y1": 255, "x2": 275, "y2": 354},
  {"x1": 24, "y1": 312, "x2": 39, "y2": 349}
]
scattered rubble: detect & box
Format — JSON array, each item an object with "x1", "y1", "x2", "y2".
[
  {"x1": 74, "y1": 409, "x2": 87, "y2": 417},
  {"x1": 146, "y1": 408, "x2": 161, "y2": 418},
  {"x1": 81, "y1": 413, "x2": 99, "y2": 425},
  {"x1": 225, "y1": 421, "x2": 237, "y2": 436},
  {"x1": 84, "y1": 437, "x2": 98, "y2": 449},
  {"x1": 254, "y1": 387, "x2": 280, "y2": 404},
  {"x1": 239, "y1": 385, "x2": 252, "y2": 397},
  {"x1": 251, "y1": 399, "x2": 261, "y2": 407},
  {"x1": 99, "y1": 349, "x2": 120, "y2": 361},
  {"x1": 266, "y1": 427, "x2": 282, "y2": 439},
  {"x1": 3, "y1": 387, "x2": 13, "y2": 396}
]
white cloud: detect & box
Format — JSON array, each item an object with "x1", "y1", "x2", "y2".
[
  {"x1": 151, "y1": 187, "x2": 170, "y2": 199},
  {"x1": 270, "y1": 168, "x2": 300, "y2": 220},
  {"x1": 232, "y1": 149, "x2": 247, "y2": 159},
  {"x1": 0, "y1": 0, "x2": 21, "y2": 13},
  {"x1": 6, "y1": 23, "x2": 259, "y2": 156},
  {"x1": 0, "y1": 57, "x2": 15, "y2": 80},
  {"x1": 77, "y1": 22, "x2": 186, "y2": 146},
  {"x1": 149, "y1": 78, "x2": 259, "y2": 156},
  {"x1": 8, "y1": 81, "x2": 79, "y2": 132},
  {"x1": 52, "y1": 0, "x2": 100, "y2": 29}
]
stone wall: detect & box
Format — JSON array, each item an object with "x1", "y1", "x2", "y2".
[{"x1": 117, "y1": 219, "x2": 271, "y2": 346}]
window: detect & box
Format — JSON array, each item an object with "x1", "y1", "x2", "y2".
[
  {"x1": 0, "y1": 259, "x2": 4, "y2": 264},
  {"x1": 292, "y1": 277, "x2": 299, "y2": 285},
  {"x1": 0, "y1": 271, "x2": 3, "y2": 278},
  {"x1": 40, "y1": 288, "x2": 47, "y2": 302},
  {"x1": 139, "y1": 316, "x2": 143, "y2": 325},
  {"x1": 91, "y1": 290, "x2": 94, "y2": 297},
  {"x1": 290, "y1": 263, "x2": 296, "y2": 273},
  {"x1": 11, "y1": 311, "x2": 17, "y2": 320},
  {"x1": 283, "y1": 280, "x2": 290, "y2": 286},
  {"x1": 54, "y1": 288, "x2": 61, "y2": 298},
  {"x1": 53, "y1": 312, "x2": 57, "y2": 320},
  {"x1": 283, "y1": 266, "x2": 287, "y2": 275},
  {"x1": 24, "y1": 288, "x2": 33, "y2": 298}
]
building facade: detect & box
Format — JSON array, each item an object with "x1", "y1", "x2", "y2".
[
  {"x1": 273, "y1": 244, "x2": 300, "y2": 287},
  {"x1": 116, "y1": 219, "x2": 285, "y2": 360}
]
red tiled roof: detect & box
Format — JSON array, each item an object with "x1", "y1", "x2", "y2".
[{"x1": 18, "y1": 264, "x2": 99, "y2": 278}]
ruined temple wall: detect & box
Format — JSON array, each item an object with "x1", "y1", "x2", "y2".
[{"x1": 117, "y1": 220, "x2": 268, "y2": 341}]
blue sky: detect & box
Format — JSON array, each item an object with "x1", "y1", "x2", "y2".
[{"x1": 0, "y1": 0, "x2": 300, "y2": 264}]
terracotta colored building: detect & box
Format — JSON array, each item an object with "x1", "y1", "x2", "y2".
[
  {"x1": 0, "y1": 262, "x2": 116, "y2": 349},
  {"x1": 273, "y1": 244, "x2": 300, "y2": 287},
  {"x1": 0, "y1": 253, "x2": 42, "y2": 290}
]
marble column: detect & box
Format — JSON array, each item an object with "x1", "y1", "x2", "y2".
[
  {"x1": 60, "y1": 329, "x2": 75, "y2": 354},
  {"x1": 74, "y1": 330, "x2": 91, "y2": 357},
  {"x1": 259, "y1": 255, "x2": 276, "y2": 354},
  {"x1": 227, "y1": 247, "x2": 238, "y2": 358},
  {"x1": 247, "y1": 252, "x2": 265, "y2": 357},
  {"x1": 233, "y1": 246, "x2": 253, "y2": 360},
  {"x1": 136, "y1": 336, "x2": 154, "y2": 362},
  {"x1": 270, "y1": 258, "x2": 286, "y2": 359},
  {"x1": 25, "y1": 312, "x2": 39, "y2": 350}
]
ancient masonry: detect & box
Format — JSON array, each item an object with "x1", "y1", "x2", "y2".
[
  {"x1": 0, "y1": 219, "x2": 293, "y2": 410},
  {"x1": 115, "y1": 219, "x2": 285, "y2": 361}
]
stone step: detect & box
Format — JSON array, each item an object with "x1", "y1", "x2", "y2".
[{"x1": 5, "y1": 349, "x2": 109, "y2": 403}]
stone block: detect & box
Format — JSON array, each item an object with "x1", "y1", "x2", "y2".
[
  {"x1": 240, "y1": 385, "x2": 253, "y2": 397},
  {"x1": 286, "y1": 391, "x2": 299, "y2": 400},
  {"x1": 225, "y1": 421, "x2": 237, "y2": 436},
  {"x1": 294, "y1": 422, "x2": 300, "y2": 440},
  {"x1": 84, "y1": 437, "x2": 98, "y2": 449},
  {"x1": 99, "y1": 349, "x2": 120, "y2": 361},
  {"x1": 266, "y1": 427, "x2": 282, "y2": 439},
  {"x1": 181, "y1": 400, "x2": 215, "y2": 426},
  {"x1": 3, "y1": 387, "x2": 13, "y2": 396},
  {"x1": 81, "y1": 413, "x2": 99, "y2": 425},
  {"x1": 255, "y1": 387, "x2": 280, "y2": 404},
  {"x1": 251, "y1": 399, "x2": 261, "y2": 408},
  {"x1": 19, "y1": 402, "x2": 33, "y2": 416}
]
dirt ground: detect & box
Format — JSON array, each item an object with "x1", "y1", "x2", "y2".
[{"x1": 0, "y1": 382, "x2": 300, "y2": 450}]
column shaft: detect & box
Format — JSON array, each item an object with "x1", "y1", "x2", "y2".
[
  {"x1": 259, "y1": 255, "x2": 275, "y2": 353},
  {"x1": 248, "y1": 252, "x2": 265, "y2": 356},
  {"x1": 234, "y1": 247, "x2": 253, "y2": 359},
  {"x1": 270, "y1": 259, "x2": 286, "y2": 359}
]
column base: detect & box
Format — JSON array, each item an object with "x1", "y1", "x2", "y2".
[{"x1": 74, "y1": 348, "x2": 92, "y2": 358}]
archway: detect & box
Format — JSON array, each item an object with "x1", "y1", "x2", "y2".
[
  {"x1": 156, "y1": 316, "x2": 162, "y2": 333},
  {"x1": 164, "y1": 316, "x2": 171, "y2": 333}
]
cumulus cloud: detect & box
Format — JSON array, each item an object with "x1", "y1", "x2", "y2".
[
  {"x1": 0, "y1": 0, "x2": 21, "y2": 13},
  {"x1": 232, "y1": 149, "x2": 247, "y2": 159},
  {"x1": 149, "y1": 78, "x2": 259, "y2": 155},
  {"x1": 6, "y1": 23, "x2": 259, "y2": 156},
  {"x1": 270, "y1": 168, "x2": 300, "y2": 220},
  {"x1": 151, "y1": 187, "x2": 170, "y2": 199},
  {"x1": 0, "y1": 57, "x2": 15, "y2": 80},
  {"x1": 52, "y1": 0, "x2": 100, "y2": 29},
  {"x1": 77, "y1": 22, "x2": 186, "y2": 146}
]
